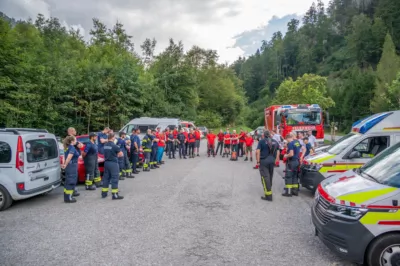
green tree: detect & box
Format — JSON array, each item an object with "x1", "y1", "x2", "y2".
[{"x1": 371, "y1": 33, "x2": 400, "y2": 112}]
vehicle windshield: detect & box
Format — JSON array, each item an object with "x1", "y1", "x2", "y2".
[
  {"x1": 360, "y1": 142, "x2": 400, "y2": 188},
  {"x1": 285, "y1": 111, "x2": 321, "y2": 125},
  {"x1": 327, "y1": 133, "x2": 362, "y2": 155}
]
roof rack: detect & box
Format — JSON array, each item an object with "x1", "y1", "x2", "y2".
[{"x1": 0, "y1": 128, "x2": 49, "y2": 135}]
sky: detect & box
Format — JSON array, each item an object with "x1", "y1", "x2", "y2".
[{"x1": 0, "y1": 0, "x2": 330, "y2": 64}]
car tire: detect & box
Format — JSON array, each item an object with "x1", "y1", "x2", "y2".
[
  {"x1": 366, "y1": 233, "x2": 400, "y2": 266},
  {"x1": 0, "y1": 185, "x2": 13, "y2": 211}
]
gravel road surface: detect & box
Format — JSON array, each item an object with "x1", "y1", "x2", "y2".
[{"x1": 0, "y1": 141, "x2": 355, "y2": 266}]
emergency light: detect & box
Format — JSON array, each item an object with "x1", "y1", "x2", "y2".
[
  {"x1": 281, "y1": 105, "x2": 292, "y2": 109},
  {"x1": 311, "y1": 104, "x2": 320, "y2": 108},
  {"x1": 352, "y1": 112, "x2": 392, "y2": 134}
]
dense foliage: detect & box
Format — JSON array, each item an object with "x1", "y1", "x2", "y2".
[
  {"x1": 0, "y1": 14, "x2": 246, "y2": 135},
  {"x1": 232, "y1": 0, "x2": 400, "y2": 131}
]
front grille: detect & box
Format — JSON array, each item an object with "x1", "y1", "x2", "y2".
[{"x1": 314, "y1": 196, "x2": 334, "y2": 225}]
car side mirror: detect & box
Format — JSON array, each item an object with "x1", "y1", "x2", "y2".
[{"x1": 348, "y1": 151, "x2": 361, "y2": 159}]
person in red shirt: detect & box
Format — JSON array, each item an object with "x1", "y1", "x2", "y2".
[
  {"x1": 244, "y1": 133, "x2": 254, "y2": 162},
  {"x1": 230, "y1": 130, "x2": 239, "y2": 161},
  {"x1": 223, "y1": 129, "x2": 231, "y2": 158},
  {"x1": 206, "y1": 130, "x2": 217, "y2": 157},
  {"x1": 194, "y1": 128, "x2": 201, "y2": 157},
  {"x1": 216, "y1": 129, "x2": 224, "y2": 156},
  {"x1": 188, "y1": 128, "x2": 196, "y2": 158},
  {"x1": 157, "y1": 129, "x2": 165, "y2": 165},
  {"x1": 238, "y1": 129, "x2": 246, "y2": 157}
]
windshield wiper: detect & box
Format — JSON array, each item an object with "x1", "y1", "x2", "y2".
[{"x1": 359, "y1": 168, "x2": 381, "y2": 184}]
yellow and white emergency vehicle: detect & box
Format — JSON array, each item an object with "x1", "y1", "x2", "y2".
[
  {"x1": 301, "y1": 111, "x2": 400, "y2": 193},
  {"x1": 312, "y1": 141, "x2": 400, "y2": 265}
]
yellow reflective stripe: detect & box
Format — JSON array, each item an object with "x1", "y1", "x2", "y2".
[
  {"x1": 94, "y1": 177, "x2": 101, "y2": 182},
  {"x1": 64, "y1": 189, "x2": 73, "y2": 195},
  {"x1": 360, "y1": 211, "x2": 400, "y2": 225},
  {"x1": 261, "y1": 176, "x2": 267, "y2": 195},
  {"x1": 337, "y1": 187, "x2": 397, "y2": 204},
  {"x1": 292, "y1": 184, "x2": 299, "y2": 188},
  {"x1": 144, "y1": 149, "x2": 151, "y2": 152},
  {"x1": 310, "y1": 154, "x2": 336, "y2": 163},
  {"x1": 285, "y1": 184, "x2": 293, "y2": 188},
  {"x1": 265, "y1": 191, "x2": 272, "y2": 195},
  {"x1": 319, "y1": 165, "x2": 348, "y2": 173},
  {"x1": 102, "y1": 188, "x2": 109, "y2": 192},
  {"x1": 111, "y1": 189, "x2": 118, "y2": 193},
  {"x1": 125, "y1": 169, "x2": 132, "y2": 173},
  {"x1": 85, "y1": 180, "x2": 93, "y2": 185}
]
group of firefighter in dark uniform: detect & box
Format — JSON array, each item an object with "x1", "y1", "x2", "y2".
[{"x1": 61, "y1": 126, "x2": 202, "y2": 203}]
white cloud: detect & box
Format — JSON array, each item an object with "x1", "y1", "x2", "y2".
[{"x1": 0, "y1": 0, "x2": 330, "y2": 63}]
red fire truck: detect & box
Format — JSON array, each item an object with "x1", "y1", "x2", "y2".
[{"x1": 265, "y1": 104, "x2": 325, "y2": 144}]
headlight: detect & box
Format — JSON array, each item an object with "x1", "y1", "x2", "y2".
[{"x1": 328, "y1": 205, "x2": 368, "y2": 220}]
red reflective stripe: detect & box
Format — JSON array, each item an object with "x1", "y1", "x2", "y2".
[
  {"x1": 378, "y1": 221, "x2": 400, "y2": 225},
  {"x1": 340, "y1": 200, "x2": 345, "y2": 205},
  {"x1": 367, "y1": 205, "x2": 400, "y2": 209},
  {"x1": 317, "y1": 184, "x2": 335, "y2": 203},
  {"x1": 349, "y1": 202, "x2": 356, "y2": 207},
  {"x1": 327, "y1": 170, "x2": 347, "y2": 173}
]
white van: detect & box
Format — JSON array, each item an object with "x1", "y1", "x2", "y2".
[
  {"x1": 301, "y1": 111, "x2": 400, "y2": 193},
  {"x1": 119, "y1": 117, "x2": 181, "y2": 139},
  {"x1": 0, "y1": 128, "x2": 61, "y2": 211}
]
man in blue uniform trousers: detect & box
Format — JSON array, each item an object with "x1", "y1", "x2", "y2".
[
  {"x1": 130, "y1": 128, "x2": 140, "y2": 175},
  {"x1": 102, "y1": 132, "x2": 124, "y2": 200},
  {"x1": 283, "y1": 133, "x2": 301, "y2": 197}
]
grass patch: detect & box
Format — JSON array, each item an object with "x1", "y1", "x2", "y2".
[{"x1": 324, "y1": 139, "x2": 333, "y2": 145}]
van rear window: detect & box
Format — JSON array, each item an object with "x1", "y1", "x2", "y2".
[{"x1": 26, "y1": 139, "x2": 58, "y2": 163}]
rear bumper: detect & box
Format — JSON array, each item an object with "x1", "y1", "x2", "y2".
[
  {"x1": 311, "y1": 204, "x2": 373, "y2": 264},
  {"x1": 14, "y1": 179, "x2": 61, "y2": 199}
]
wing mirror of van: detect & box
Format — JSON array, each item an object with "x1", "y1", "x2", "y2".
[{"x1": 348, "y1": 151, "x2": 361, "y2": 159}]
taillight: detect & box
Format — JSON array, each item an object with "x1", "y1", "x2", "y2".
[
  {"x1": 17, "y1": 182, "x2": 25, "y2": 190},
  {"x1": 16, "y1": 136, "x2": 24, "y2": 173}
]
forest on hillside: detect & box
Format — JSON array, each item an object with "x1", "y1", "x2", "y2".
[
  {"x1": 1, "y1": 0, "x2": 400, "y2": 135},
  {"x1": 235, "y1": 0, "x2": 400, "y2": 130},
  {"x1": 0, "y1": 13, "x2": 246, "y2": 135}
]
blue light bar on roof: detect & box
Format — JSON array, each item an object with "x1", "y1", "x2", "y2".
[
  {"x1": 281, "y1": 105, "x2": 292, "y2": 109},
  {"x1": 352, "y1": 112, "x2": 392, "y2": 134},
  {"x1": 311, "y1": 104, "x2": 320, "y2": 108}
]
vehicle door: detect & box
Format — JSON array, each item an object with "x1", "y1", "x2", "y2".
[
  {"x1": 343, "y1": 135, "x2": 390, "y2": 171},
  {"x1": 0, "y1": 138, "x2": 14, "y2": 190},
  {"x1": 24, "y1": 134, "x2": 60, "y2": 190}
]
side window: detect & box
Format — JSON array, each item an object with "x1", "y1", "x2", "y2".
[
  {"x1": 395, "y1": 135, "x2": 400, "y2": 144},
  {"x1": 0, "y1": 142, "x2": 12, "y2": 163},
  {"x1": 351, "y1": 136, "x2": 389, "y2": 157},
  {"x1": 274, "y1": 111, "x2": 279, "y2": 126},
  {"x1": 126, "y1": 125, "x2": 135, "y2": 134}
]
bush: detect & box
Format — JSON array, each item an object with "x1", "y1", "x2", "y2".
[{"x1": 195, "y1": 110, "x2": 223, "y2": 128}]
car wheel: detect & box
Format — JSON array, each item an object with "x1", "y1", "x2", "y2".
[
  {"x1": 0, "y1": 185, "x2": 13, "y2": 211},
  {"x1": 367, "y1": 233, "x2": 400, "y2": 266}
]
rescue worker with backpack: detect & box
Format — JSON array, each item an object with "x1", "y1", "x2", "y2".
[
  {"x1": 230, "y1": 130, "x2": 239, "y2": 161},
  {"x1": 102, "y1": 132, "x2": 124, "y2": 200},
  {"x1": 216, "y1": 129, "x2": 224, "y2": 156},
  {"x1": 82, "y1": 132, "x2": 100, "y2": 190},
  {"x1": 283, "y1": 133, "x2": 301, "y2": 197},
  {"x1": 142, "y1": 129, "x2": 153, "y2": 171},
  {"x1": 223, "y1": 129, "x2": 231, "y2": 158},
  {"x1": 256, "y1": 130, "x2": 280, "y2": 201},
  {"x1": 116, "y1": 132, "x2": 130, "y2": 180}
]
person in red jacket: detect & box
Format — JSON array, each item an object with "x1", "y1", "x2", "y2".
[
  {"x1": 188, "y1": 128, "x2": 196, "y2": 158},
  {"x1": 238, "y1": 129, "x2": 246, "y2": 157},
  {"x1": 223, "y1": 129, "x2": 231, "y2": 158},
  {"x1": 206, "y1": 130, "x2": 217, "y2": 157},
  {"x1": 194, "y1": 128, "x2": 201, "y2": 156},
  {"x1": 244, "y1": 133, "x2": 254, "y2": 162},
  {"x1": 216, "y1": 129, "x2": 224, "y2": 156},
  {"x1": 173, "y1": 128, "x2": 179, "y2": 156}
]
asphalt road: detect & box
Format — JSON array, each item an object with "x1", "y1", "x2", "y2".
[{"x1": 1, "y1": 141, "x2": 355, "y2": 266}]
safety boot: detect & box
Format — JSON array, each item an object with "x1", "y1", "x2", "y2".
[
  {"x1": 154, "y1": 164, "x2": 159, "y2": 168},
  {"x1": 73, "y1": 189, "x2": 80, "y2": 197},
  {"x1": 64, "y1": 193, "x2": 77, "y2": 203},
  {"x1": 119, "y1": 173, "x2": 125, "y2": 180},
  {"x1": 85, "y1": 185, "x2": 96, "y2": 191},
  {"x1": 150, "y1": 165, "x2": 155, "y2": 169},
  {"x1": 112, "y1": 193, "x2": 124, "y2": 200},
  {"x1": 292, "y1": 188, "x2": 299, "y2": 196},
  {"x1": 261, "y1": 195, "x2": 273, "y2": 201},
  {"x1": 101, "y1": 191, "x2": 108, "y2": 198},
  {"x1": 282, "y1": 188, "x2": 292, "y2": 197},
  {"x1": 244, "y1": 157, "x2": 248, "y2": 161}
]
